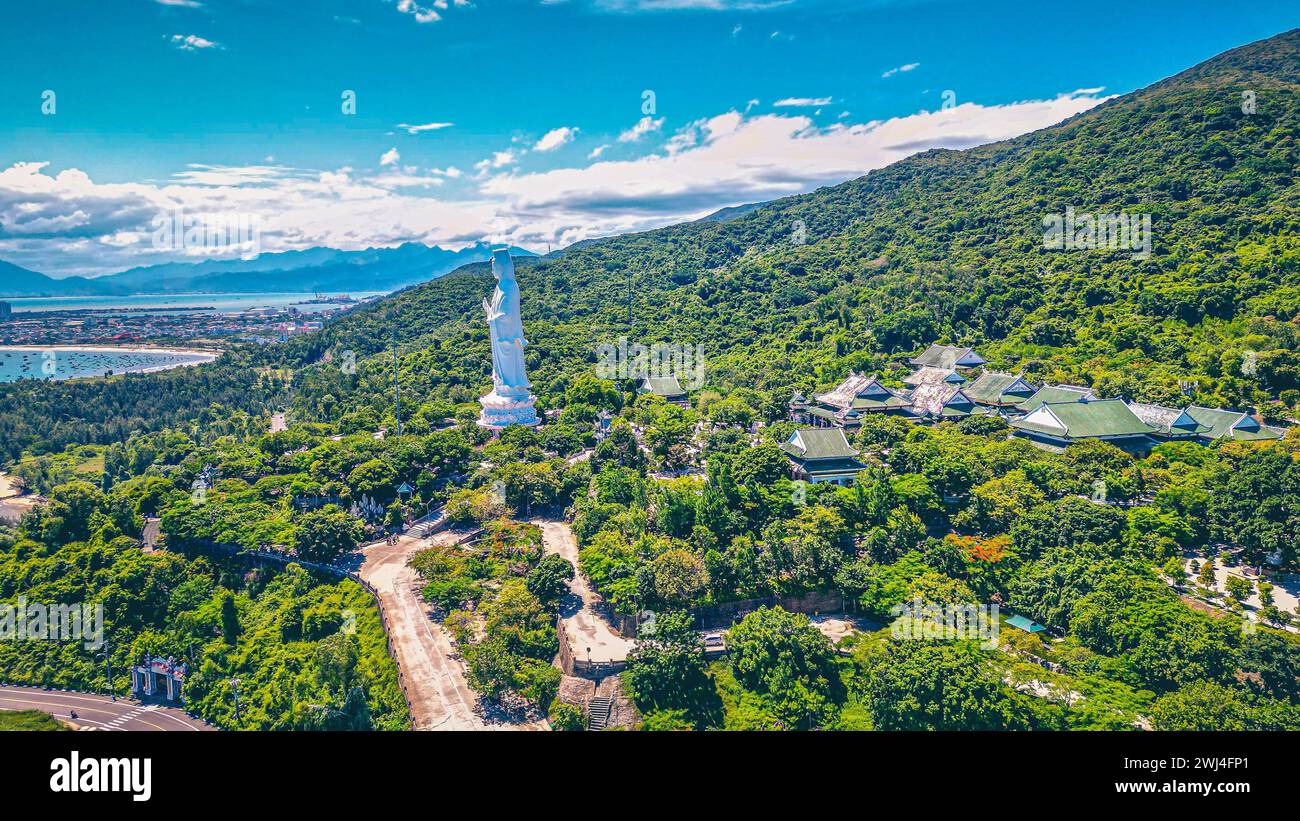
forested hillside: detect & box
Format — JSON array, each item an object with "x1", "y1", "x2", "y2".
[
  {"x1": 278, "y1": 30, "x2": 1299, "y2": 427},
  {"x1": 1, "y1": 30, "x2": 1297, "y2": 733}
]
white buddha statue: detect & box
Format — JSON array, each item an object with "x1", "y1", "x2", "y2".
[{"x1": 478, "y1": 248, "x2": 539, "y2": 427}]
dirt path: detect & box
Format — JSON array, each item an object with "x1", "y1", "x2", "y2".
[
  {"x1": 358, "y1": 529, "x2": 538, "y2": 731},
  {"x1": 534, "y1": 519, "x2": 635, "y2": 665}
]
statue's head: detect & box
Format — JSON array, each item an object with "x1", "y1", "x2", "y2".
[{"x1": 491, "y1": 248, "x2": 515, "y2": 282}]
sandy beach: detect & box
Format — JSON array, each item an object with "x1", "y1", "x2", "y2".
[{"x1": 0, "y1": 471, "x2": 20, "y2": 500}]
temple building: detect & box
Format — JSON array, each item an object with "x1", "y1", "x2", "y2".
[
  {"x1": 793, "y1": 372, "x2": 910, "y2": 429},
  {"x1": 784, "y1": 343, "x2": 1291, "y2": 450},
  {"x1": 638, "y1": 375, "x2": 689, "y2": 407},
  {"x1": 902, "y1": 364, "x2": 966, "y2": 388},
  {"x1": 1014, "y1": 383, "x2": 1095, "y2": 413},
  {"x1": 1127, "y1": 402, "x2": 1285, "y2": 444},
  {"x1": 907, "y1": 381, "x2": 978, "y2": 420},
  {"x1": 780, "y1": 428, "x2": 868, "y2": 485},
  {"x1": 1010, "y1": 398, "x2": 1158, "y2": 454},
  {"x1": 909, "y1": 344, "x2": 986, "y2": 371},
  {"x1": 1125, "y1": 401, "x2": 1209, "y2": 441},
  {"x1": 963, "y1": 372, "x2": 1038, "y2": 413},
  {"x1": 1183, "y1": 405, "x2": 1285, "y2": 442}
]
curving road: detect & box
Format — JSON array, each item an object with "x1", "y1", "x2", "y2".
[
  {"x1": 534, "y1": 519, "x2": 634, "y2": 665},
  {"x1": 358, "y1": 528, "x2": 542, "y2": 731},
  {"x1": 0, "y1": 686, "x2": 212, "y2": 731}
]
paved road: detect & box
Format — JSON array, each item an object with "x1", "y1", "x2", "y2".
[
  {"x1": 357, "y1": 528, "x2": 539, "y2": 730},
  {"x1": 534, "y1": 520, "x2": 634, "y2": 664},
  {"x1": 0, "y1": 686, "x2": 211, "y2": 731}
]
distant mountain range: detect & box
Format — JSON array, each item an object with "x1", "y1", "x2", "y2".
[{"x1": 0, "y1": 242, "x2": 536, "y2": 298}]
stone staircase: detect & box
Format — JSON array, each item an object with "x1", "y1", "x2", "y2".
[{"x1": 586, "y1": 696, "x2": 613, "y2": 731}]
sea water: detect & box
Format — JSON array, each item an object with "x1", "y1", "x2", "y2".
[{"x1": 0, "y1": 347, "x2": 217, "y2": 382}]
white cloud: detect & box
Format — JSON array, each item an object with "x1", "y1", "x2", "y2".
[
  {"x1": 2, "y1": 89, "x2": 1113, "y2": 276},
  {"x1": 380, "y1": 148, "x2": 401, "y2": 166},
  {"x1": 533, "y1": 126, "x2": 579, "y2": 152},
  {"x1": 396, "y1": 122, "x2": 455, "y2": 134},
  {"x1": 881, "y1": 62, "x2": 920, "y2": 78},
  {"x1": 169, "y1": 34, "x2": 220, "y2": 50},
  {"x1": 473, "y1": 149, "x2": 520, "y2": 175},
  {"x1": 395, "y1": 0, "x2": 441, "y2": 23},
  {"x1": 154, "y1": 0, "x2": 203, "y2": 7},
  {"x1": 773, "y1": 96, "x2": 832, "y2": 107},
  {"x1": 0, "y1": 161, "x2": 498, "y2": 276},
  {"x1": 588, "y1": 144, "x2": 610, "y2": 159},
  {"x1": 480, "y1": 90, "x2": 1113, "y2": 248},
  {"x1": 618, "y1": 115, "x2": 665, "y2": 142}
]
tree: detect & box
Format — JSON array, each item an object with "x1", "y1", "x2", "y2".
[
  {"x1": 864, "y1": 638, "x2": 1030, "y2": 730},
  {"x1": 1161, "y1": 556, "x2": 1187, "y2": 587},
  {"x1": 648, "y1": 548, "x2": 709, "y2": 607},
  {"x1": 525, "y1": 553, "x2": 575, "y2": 606},
  {"x1": 1149, "y1": 681, "x2": 1251, "y2": 731},
  {"x1": 1197, "y1": 557, "x2": 1218, "y2": 593},
  {"x1": 548, "y1": 699, "x2": 585, "y2": 731},
  {"x1": 1225, "y1": 575, "x2": 1254, "y2": 604},
  {"x1": 1237, "y1": 629, "x2": 1300, "y2": 701},
  {"x1": 732, "y1": 443, "x2": 789, "y2": 487},
  {"x1": 218, "y1": 590, "x2": 241, "y2": 646},
  {"x1": 346, "y1": 459, "x2": 399, "y2": 505},
  {"x1": 314, "y1": 632, "x2": 361, "y2": 699},
  {"x1": 444, "y1": 486, "x2": 507, "y2": 526},
  {"x1": 44, "y1": 480, "x2": 107, "y2": 544},
  {"x1": 565, "y1": 375, "x2": 622, "y2": 412},
  {"x1": 292, "y1": 505, "x2": 363, "y2": 563},
  {"x1": 1010, "y1": 496, "x2": 1125, "y2": 558},
  {"x1": 725, "y1": 607, "x2": 844, "y2": 729},
  {"x1": 955, "y1": 470, "x2": 1044, "y2": 536},
  {"x1": 626, "y1": 610, "x2": 719, "y2": 727}
]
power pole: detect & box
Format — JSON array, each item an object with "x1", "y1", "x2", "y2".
[
  {"x1": 391, "y1": 325, "x2": 402, "y2": 437},
  {"x1": 229, "y1": 678, "x2": 242, "y2": 727},
  {"x1": 97, "y1": 638, "x2": 112, "y2": 699}
]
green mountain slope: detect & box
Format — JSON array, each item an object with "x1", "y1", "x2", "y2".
[{"x1": 285, "y1": 29, "x2": 1300, "y2": 423}]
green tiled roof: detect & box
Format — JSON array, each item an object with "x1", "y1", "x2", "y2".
[
  {"x1": 1184, "y1": 406, "x2": 1284, "y2": 441},
  {"x1": 910, "y1": 344, "x2": 985, "y2": 369},
  {"x1": 1012, "y1": 399, "x2": 1155, "y2": 439},
  {"x1": 965, "y1": 372, "x2": 1036, "y2": 405},
  {"x1": 1015, "y1": 384, "x2": 1094, "y2": 412},
  {"x1": 781, "y1": 428, "x2": 860, "y2": 460},
  {"x1": 641, "y1": 376, "x2": 685, "y2": 397},
  {"x1": 849, "y1": 394, "x2": 910, "y2": 410}
]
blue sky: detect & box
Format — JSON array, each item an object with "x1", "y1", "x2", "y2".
[{"x1": 2, "y1": 0, "x2": 1296, "y2": 276}]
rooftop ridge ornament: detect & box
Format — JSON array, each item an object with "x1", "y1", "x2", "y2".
[{"x1": 478, "y1": 248, "x2": 540, "y2": 429}]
